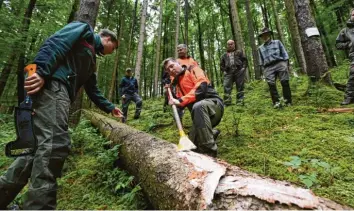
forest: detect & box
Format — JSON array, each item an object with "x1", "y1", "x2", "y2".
[{"x1": 0, "y1": 0, "x2": 354, "y2": 209}]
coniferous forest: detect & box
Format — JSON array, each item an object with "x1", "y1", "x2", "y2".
[{"x1": 0, "y1": 0, "x2": 354, "y2": 209}]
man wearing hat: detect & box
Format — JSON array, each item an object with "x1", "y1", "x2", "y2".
[
  {"x1": 220, "y1": 40, "x2": 248, "y2": 106},
  {"x1": 258, "y1": 27, "x2": 292, "y2": 108},
  {"x1": 335, "y1": 8, "x2": 354, "y2": 105},
  {"x1": 119, "y1": 68, "x2": 143, "y2": 122}
]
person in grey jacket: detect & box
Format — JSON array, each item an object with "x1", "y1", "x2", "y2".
[
  {"x1": 220, "y1": 40, "x2": 248, "y2": 105},
  {"x1": 258, "y1": 27, "x2": 292, "y2": 108},
  {"x1": 336, "y1": 8, "x2": 354, "y2": 105}
]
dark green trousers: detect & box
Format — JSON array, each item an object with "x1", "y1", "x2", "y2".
[
  {"x1": 0, "y1": 81, "x2": 71, "y2": 210},
  {"x1": 189, "y1": 98, "x2": 224, "y2": 156}
]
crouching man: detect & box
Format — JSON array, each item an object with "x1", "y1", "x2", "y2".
[{"x1": 162, "y1": 58, "x2": 224, "y2": 157}]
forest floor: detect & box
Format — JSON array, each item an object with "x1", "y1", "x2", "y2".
[{"x1": 0, "y1": 62, "x2": 354, "y2": 209}]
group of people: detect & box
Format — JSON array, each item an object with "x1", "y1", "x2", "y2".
[{"x1": 1, "y1": 8, "x2": 354, "y2": 209}]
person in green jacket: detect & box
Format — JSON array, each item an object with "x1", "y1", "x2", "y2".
[{"x1": 0, "y1": 21, "x2": 123, "y2": 210}]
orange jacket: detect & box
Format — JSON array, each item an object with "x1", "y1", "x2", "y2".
[
  {"x1": 177, "y1": 56, "x2": 199, "y2": 69},
  {"x1": 175, "y1": 65, "x2": 210, "y2": 107}
]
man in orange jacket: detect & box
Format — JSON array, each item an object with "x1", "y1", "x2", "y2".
[
  {"x1": 176, "y1": 44, "x2": 199, "y2": 69},
  {"x1": 162, "y1": 57, "x2": 224, "y2": 157}
]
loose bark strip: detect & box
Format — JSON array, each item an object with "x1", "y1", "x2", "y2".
[{"x1": 85, "y1": 110, "x2": 352, "y2": 210}]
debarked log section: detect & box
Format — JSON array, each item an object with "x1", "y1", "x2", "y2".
[{"x1": 85, "y1": 110, "x2": 351, "y2": 210}]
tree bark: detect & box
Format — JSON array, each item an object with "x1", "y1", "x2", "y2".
[
  {"x1": 270, "y1": 0, "x2": 285, "y2": 44},
  {"x1": 309, "y1": 0, "x2": 337, "y2": 68},
  {"x1": 196, "y1": 5, "x2": 205, "y2": 70},
  {"x1": 17, "y1": 0, "x2": 37, "y2": 105},
  {"x1": 174, "y1": 0, "x2": 180, "y2": 58},
  {"x1": 153, "y1": 0, "x2": 163, "y2": 97},
  {"x1": 108, "y1": 1, "x2": 125, "y2": 102},
  {"x1": 284, "y1": 0, "x2": 307, "y2": 74},
  {"x1": 126, "y1": 0, "x2": 138, "y2": 68},
  {"x1": 69, "y1": 0, "x2": 101, "y2": 126},
  {"x1": 261, "y1": 0, "x2": 270, "y2": 28},
  {"x1": 294, "y1": 0, "x2": 331, "y2": 84},
  {"x1": 134, "y1": 0, "x2": 148, "y2": 86},
  {"x1": 184, "y1": 0, "x2": 189, "y2": 46},
  {"x1": 86, "y1": 110, "x2": 352, "y2": 210},
  {"x1": 229, "y1": 0, "x2": 244, "y2": 52},
  {"x1": 67, "y1": 0, "x2": 80, "y2": 23},
  {"x1": 245, "y1": 0, "x2": 260, "y2": 80}
]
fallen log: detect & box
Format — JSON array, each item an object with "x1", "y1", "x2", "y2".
[{"x1": 84, "y1": 110, "x2": 351, "y2": 210}]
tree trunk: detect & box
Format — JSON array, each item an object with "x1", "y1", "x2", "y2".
[
  {"x1": 270, "y1": 0, "x2": 285, "y2": 44},
  {"x1": 294, "y1": 0, "x2": 331, "y2": 84},
  {"x1": 153, "y1": 0, "x2": 163, "y2": 97},
  {"x1": 245, "y1": 0, "x2": 260, "y2": 80},
  {"x1": 284, "y1": 0, "x2": 307, "y2": 74},
  {"x1": 126, "y1": 0, "x2": 138, "y2": 68},
  {"x1": 134, "y1": 0, "x2": 148, "y2": 87},
  {"x1": 184, "y1": 0, "x2": 189, "y2": 46},
  {"x1": 86, "y1": 110, "x2": 352, "y2": 210},
  {"x1": 229, "y1": 0, "x2": 244, "y2": 52},
  {"x1": 69, "y1": 0, "x2": 101, "y2": 126},
  {"x1": 17, "y1": 0, "x2": 37, "y2": 105},
  {"x1": 309, "y1": 0, "x2": 336, "y2": 68},
  {"x1": 67, "y1": 0, "x2": 80, "y2": 23},
  {"x1": 261, "y1": 0, "x2": 270, "y2": 28},
  {"x1": 174, "y1": 0, "x2": 180, "y2": 58},
  {"x1": 196, "y1": 7, "x2": 205, "y2": 70},
  {"x1": 108, "y1": 1, "x2": 125, "y2": 102}
]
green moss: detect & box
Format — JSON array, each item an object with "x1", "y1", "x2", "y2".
[{"x1": 122, "y1": 63, "x2": 354, "y2": 207}]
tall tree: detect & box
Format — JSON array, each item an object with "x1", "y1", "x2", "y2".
[
  {"x1": 245, "y1": 0, "x2": 260, "y2": 80},
  {"x1": 260, "y1": 0, "x2": 270, "y2": 28},
  {"x1": 229, "y1": 0, "x2": 244, "y2": 51},
  {"x1": 153, "y1": 0, "x2": 163, "y2": 97},
  {"x1": 69, "y1": 0, "x2": 101, "y2": 126},
  {"x1": 67, "y1": 0, "x2": 80, "y2": 23},
  {"x1": 270, "y1": 0, "x2": 285, "y2": 44},
  {"x1": 174, "y1": 0, "x2": 180, "y2": 57},
  {"x1": 108, "y1": 1, "x2": 125, "y2": 102},
  {"x1": 134, "y1": 0, "x2": 148, "y2": 86},
  {"x1": 196, "y1": 0, "x2": 205, "y2": 70},
  {"x1": 184, "y1": 0, "x2": 189, "y2": 46},
  {"x1": 17, "y1": 0, "x2": 37, "y2": 104},
  {"x1": 126, "y1": 0, "x2": 138, "y2": 68},
  {"x1": 0, "y1": 0, "x2": 36, "y2": 102},
  {"x1": 309, "y1": 0, "x2": 337, "y2": 67},
  {"x1": 294, "y1": 0, "x2": 331, "y2": 84},
  {"x1": 284, "y1": 0, "x2": 307, "y2": 74}
]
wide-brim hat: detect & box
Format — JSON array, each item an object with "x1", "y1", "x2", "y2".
[{"x1": 258, "y1": 27, "x2": 273, "y2": 37}]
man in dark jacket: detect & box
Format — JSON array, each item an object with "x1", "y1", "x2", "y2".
[
  {"x1": 119, "y1": 68, "x2": 142, "y2": 122},
  {"x1": 258, "y1": 27, "x2": 292, "y2": 108},
  {"x1": 163, "y1": 57, "x2": 224, "y2": 157},
  {"x1": 336, "y1": 8, "x2": 354, "y2": 105},
  {"x1": 220, "y1": 40, "x2": 248, "y2": 105},
  {"x1": 0, "y1": 21, "x2": 123, "y2": 209}
]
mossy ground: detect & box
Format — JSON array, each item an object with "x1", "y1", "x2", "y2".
[
  {"x1": 126, "y1": 63, "x2": 354, "y2": 207},
  {"x1": 0, "y1": 63, "x2": 353, "y2": 208}
]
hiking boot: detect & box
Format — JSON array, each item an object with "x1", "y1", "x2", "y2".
[
  {"x1": 212, "y1": 129, "x2": 221, "y2": 142},
  {"x1": 341, "y1": 98, "x2": 354, "y2": 106},
  {"x1": 273, "y1": 101, "x2": 282, "y2": 109}
]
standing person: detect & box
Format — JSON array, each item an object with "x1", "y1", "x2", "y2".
[
  {"x1": 336, "y1": 8, "x2": 354, "y2": 105},
  {"x1": 119, "y1": 68, "x2": 143, "y2": 122},
  {"x1": 220, "y1": 40, "x2": 248, "y2": 106},
  {"x1": 258, "y1": 27, "x2": 292, "y2": 108},
  {"x1": 0, "y1": 21, "x2": 123, "y2": 210},
  {"x1": 176, "y1": 44, "x2": 199, "y2": 69},
  {"x1": 162, "y1": 58, "x2": 224, "y2": 157}
]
